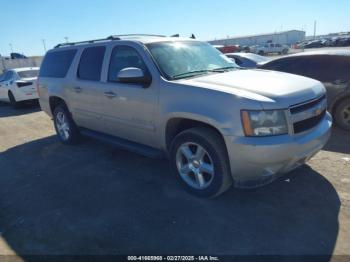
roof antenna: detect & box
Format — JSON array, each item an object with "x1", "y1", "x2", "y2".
[
  {"x1": 171, "y1": 34, "x2": 180, "y2": 37},
  {"x1": 190, "y1": 34, "x2": 196, "y2": 39}
]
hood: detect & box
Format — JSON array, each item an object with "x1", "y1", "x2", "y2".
[{"x1": 179, "y1": 69, "x2": 325, "y2": 109}]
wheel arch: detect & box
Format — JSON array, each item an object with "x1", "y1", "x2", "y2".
[
  {"x1": 164, "y1": 116, "x2": 228, "y2": 153},
  {"x1": 49, "y1": 96, "x2": 68, "y2": 115},
  {"x1": 330, "y1": 91, "x2": 350, "y2": 116}
]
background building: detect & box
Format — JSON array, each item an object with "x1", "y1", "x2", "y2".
[
  {"x1": 0, "y1": 57, "x2": 42, "y2": 73},
  {"x1": 208, "y1": 30, "x2": 306, "y2": 46}
]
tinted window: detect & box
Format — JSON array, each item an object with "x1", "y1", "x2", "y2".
[
  {"x1": 108, "y1": 46, "x2": 147, "y2": 82},
  {"x1": 233, "y1": 57, "x2": 243, "y2": 66},
  {"x1": 39, "y1": 49, "x2": 77, "y2": 78},
  {"x1": 78, "y1": 46, "x2": 106, "y2": 81},
  {"x1": 263, "y1": 55, "x2": 350, "y2": 82}
]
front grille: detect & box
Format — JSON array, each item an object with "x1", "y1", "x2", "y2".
[
  {"x1": 293, "y1": 110, "x2": 326, "y2": 134},
  {"x1": 290, "y1": 95, "x2": 327, "y2": 134},
  {"x1": 290, "y1": 95, "x2": 326, "y2": 114}
]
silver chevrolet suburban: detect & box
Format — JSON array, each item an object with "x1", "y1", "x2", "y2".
[{"x1": 38, "y1": 34, "x2": 332, "y2": 198}]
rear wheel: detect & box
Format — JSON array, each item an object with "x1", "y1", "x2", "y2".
[
  {"x1": 334, "y1": 98, "x2": 350, "y2": 131},
  {"x1": 53, "y1": 104, "x2": 80, "y2": 144},
  {"x1": 170, "y1": 127, "x2": 233, "y2": 198},
  {"x1": 8, "y1": 91, "x2": 19, "y2": 109}
]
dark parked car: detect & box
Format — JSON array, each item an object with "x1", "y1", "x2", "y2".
[
  {"x1": 337, "y1": 37, "x2": 350, "y2": 47},
  {"x1": 226, "y1": 53, "x2": 270, "y2": 68},
  {"x1": 260, "y1": 50, "x2": 350, "y2": 131},
  {"x1": 10, "y1": 53, "x2": 27, "y2": 59},
  {"x1": 302, "y1": 40, "x2": 324, "y2": 49}
]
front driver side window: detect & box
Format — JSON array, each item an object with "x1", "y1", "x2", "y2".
[{"x1": 108, "y1": 45, "x2": 147, "y2": 82}]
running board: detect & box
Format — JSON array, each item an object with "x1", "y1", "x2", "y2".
[{"x1": 80, "y1": 128, "x2": 165, "y2": 159}]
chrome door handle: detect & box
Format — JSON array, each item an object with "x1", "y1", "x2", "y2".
[
  {"x1": 73, "y1": 86, "x2": 82, "y2": 93},
  {"x1": 104, "y1": 91, "x2": 117, "y2": 98}
]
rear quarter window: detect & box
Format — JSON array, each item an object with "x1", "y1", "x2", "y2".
[{"x1": 39, "y1": 49, "x2": 77, "y2": 78}]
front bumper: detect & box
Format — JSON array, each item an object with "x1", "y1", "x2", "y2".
[{"x1": 224, "y1": 112, "x2": 332, "y2": 188}]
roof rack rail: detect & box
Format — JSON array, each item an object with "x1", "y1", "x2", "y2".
[
  {"x1": 170, "y1": 34, "x2": 196, "y2": 39},
  {"x1": 107, "y1": 34, "x2": 166, "y2": 39},
  {"x1": 54, "y1": 34, "x2": 166, "y2": 48},
  {"x1": 54, "y1": 35, "x2": 120, "y2": 48}
]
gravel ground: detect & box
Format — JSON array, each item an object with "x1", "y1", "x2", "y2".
[{"x1": 0, "y1": 102, "x2": 349, "y2": 258}]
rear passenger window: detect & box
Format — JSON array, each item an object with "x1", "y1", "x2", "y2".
[
  {"x1": 78, "y1": 46, "x2": 106, "y2": 81},
  {"x1": 39, "y1": 49, "x2": 77, "y2": 78},
  {"x1": 108, "y1": 46, "x2": 147, "y2": 82}
]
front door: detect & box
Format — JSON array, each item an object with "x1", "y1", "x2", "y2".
[{"x1": 99, "y1": 45, "x2": 159, "y2": 147}]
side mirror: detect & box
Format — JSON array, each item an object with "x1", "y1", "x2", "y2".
[{"x1": 117, "y1": 67, "x2": 151, "y2": 87}]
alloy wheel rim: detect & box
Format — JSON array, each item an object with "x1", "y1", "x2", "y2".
[
  {"x1": 56, "y1": 112, "x2": 70, "y2": 140},
  {"x1": 176, "y1": 142, "x2": 214, "y2": 190}
]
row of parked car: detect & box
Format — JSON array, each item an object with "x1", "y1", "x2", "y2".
[
  {"x1": 226, "y1": 50, "x2": 350, "y2": 131},
  {"x1": 0, "y1": 34, "x2": 347, "y2": 198},
  {"x1": 214, "y1": 42, "x2": 289, "y2": 56},
  {"x1": 296, "y1": 36, "x2": 350, "y2": 49}
]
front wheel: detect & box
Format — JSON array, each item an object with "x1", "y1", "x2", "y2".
[
  {"x1": 170, "y1": 127, "x2": 233, "y2": 198},
  {"x1": 334, "y1": 98, "x2": 350, "y2": 131},
  {"x1": 53, "y1": 104, "x2": 80, "y2": 144}
]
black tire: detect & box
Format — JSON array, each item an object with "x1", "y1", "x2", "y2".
[
  {"x1": 170, "y1": 127, "x2": 233, "y2": 198},
  {"x1": 8, "y1": 91, "x2": 19, "y2": 109},
  {"x1": 282, "y1": 49, "x2": 288, "y2": 55},
  {"x1": 334, "y1": 97, "x2": 350, "y2": 131},
  {"x1": 53, "y1": 104, "x2": 80, "y2": 144},
  {"x1": 258, "y1": 51, "x2": 264, "y2": 56}
]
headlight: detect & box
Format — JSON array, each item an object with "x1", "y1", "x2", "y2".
[{"x1": 241, "y1": 110, "x2": 288, "y2": 136}]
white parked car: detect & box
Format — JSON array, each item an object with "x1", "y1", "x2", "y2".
[
  {"x1": 250, "y1": 43, "x2": 289, "y2": 55},
  {"x1": 0, "y1": 67, "x2": 39, "y2": 107}
]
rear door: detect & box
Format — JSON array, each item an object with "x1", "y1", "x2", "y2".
[{"x1": 67, "y1": 46, "x2": 107, "y2": 131}]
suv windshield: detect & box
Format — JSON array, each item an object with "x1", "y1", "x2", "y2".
[
  {"x1": 18, "y1": 70, "x2": 39, "y2": 78},
  {"x1": 146, "y1": 41, "x2": 237, "y2": 80}
]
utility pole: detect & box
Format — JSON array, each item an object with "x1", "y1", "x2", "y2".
[
  {"x1": 9, "y1": 43, "x2": 14, "y2": 53},
  {"x1": 64, "y1": 37, "x2": 69, "y2": 43},
  {"x1": 313, "y1": 20, "x2": 317, "y2": 39},
  {"x1": 42, "y1": 39, "x2": 47, "y2": 52}
]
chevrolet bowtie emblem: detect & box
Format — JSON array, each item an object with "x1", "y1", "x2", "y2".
[{"x1": 315, "y1": 108, "x2": 322, "y2": 115}]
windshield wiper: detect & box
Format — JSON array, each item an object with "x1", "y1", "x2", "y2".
[
  {"x1": 213, "y1": 66, "x2": 237, "y2": 71},
  {"x1": 172, "y1": 69, "x2": 227, "y2": 79}
]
